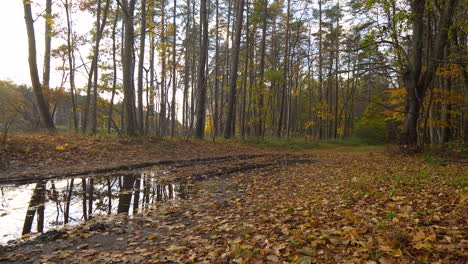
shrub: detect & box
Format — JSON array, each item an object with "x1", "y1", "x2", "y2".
[{"x1": 354, "y1": 101, "x2": 387, "y2": 143}]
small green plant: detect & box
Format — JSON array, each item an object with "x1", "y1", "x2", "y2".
[
  {"x1": 369, "y1": 250, "x2": 382, "y2": 261},
  {"x1": 388, "y1": 184, "x2": 397, "y2": 198},
  {"x1": 418, "y1": 168, "x2": 429, "y2": 179},
  {"x1": 227, "y1": 183, "x2": 239, "y2": 191},
  {"x1": 393, "y1": 173, "x2": 413, "y2": 186},
  {"x1": 423, "y1": 155, "x2": 442, "y2": 166},
  {"x1": 386, "y1": 212, "x2": 396, "y2": 220},
  {"x1": 375, "y1": 221, "x2": 385, "y2": 228},
  {"x1": 449, "y1": 174, "x2": 468, "y2": 188}
]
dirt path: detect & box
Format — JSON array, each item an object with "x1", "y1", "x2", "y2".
[
  {"x1": 0, "y1": 135, "x2": 285, "y2": 183},
  {"x1": 1, "y1": 139, "x2": 466, "y2": 263},
  {"x1": 0, "y1": 151, "x2": 315, "y2": 263}
]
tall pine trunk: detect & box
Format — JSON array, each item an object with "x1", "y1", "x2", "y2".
[
  {"x1": 137, "y1": 0, "x2": 147, "y2": 136},
  {"x1": 122, "y1": 0, "x2": 137, "y2": 136},
  {"x1": 224, "y1": 0, "x2": 245, "y2": 139},
  {"x1": 194, "y1": 0, "x2": 209, "y2": 138}
]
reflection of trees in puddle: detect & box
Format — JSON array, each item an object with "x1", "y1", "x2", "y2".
[
  {"x1": 4, "y1": 171, "x2": 189, "y2": 241},
  {"x1": 22, "y1": 181, "x2": 46, "y2": 234}
]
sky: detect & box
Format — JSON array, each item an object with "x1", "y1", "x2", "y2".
[
  {"x1": 0, "y1": 1, "x2": 185, "y2": 118},
  {"x1": 0, "y1": 1, "x2": 33, "y2": 85},
  {"x1": 0, "y1": 1, "x2": 93, "y2": 88}
]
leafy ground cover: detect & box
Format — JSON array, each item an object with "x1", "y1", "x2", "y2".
[
  {"x1": 0, "y1": 135, "x2": 271, "y2": 183},
  {"x1": 0, "y1": 136, "x2": 467, "y2": 263}
]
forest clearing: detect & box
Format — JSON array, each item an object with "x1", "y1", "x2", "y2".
[{"x1": 0, "y1": 136, "x2": 467, "y2": 263}]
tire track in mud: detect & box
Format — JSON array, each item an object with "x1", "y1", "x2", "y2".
[{"x1": 0, "y1": 154, "x2": 275, "y2": 185}]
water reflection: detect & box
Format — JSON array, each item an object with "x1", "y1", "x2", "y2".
[{"x1": 0, "y1": 171, "x2": 189, "y2": 244}]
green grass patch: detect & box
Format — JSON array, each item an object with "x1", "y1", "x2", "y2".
[
  {"x1": 423, "y1": 155, "x2": 443, "y2": 166},
  {"x1": 449, "y1": 174, "x2": 468, "y2": 188},
  {"x1": 224, "y1": 136, "x2": 383, "y2": 150}
]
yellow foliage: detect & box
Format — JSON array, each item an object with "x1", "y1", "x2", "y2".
[
  {"x1": 435, "y1": 64, "x2": 462, "y2": 78},
  {"x1": 55, "y1": 145, "x2": 66, "y2": 151},
  {"x1": 314, "y1": 100, "x2": 334, "y2": 121},
  {"x1": 432, "y1": 88, "x2": 464, "y2": 106},
  {"x1": 383, "y1": 89, "x2": 406, "y2": 124},
  {"x1": 303, "y1": 121, "x2": 315, "y2": 129},
  {"x1": 426, "y1": 119, "x2": 449, "y2": 128}
]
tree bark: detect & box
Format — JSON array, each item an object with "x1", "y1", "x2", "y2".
[
  {"x1": 108, "y1": 9, "x2": 119, "y2": 133},
  {"x1": 401, "y1": 0, "x2": 458, "y2": 148},
  {"x1": 43, "y1": 0, "x2": 52, "y2": 93},
  {"x1": 23, "y1": 1, "x2": 55, "y2": 133},
  {"x1": 276, "y1": 0, "x2": 290, "y2": 138},
  {"x1": 137, "y1": 0, "x2": 147, "y2": 136},
  {"x1": 159, "y1": 0, "x2": 167, "y2": 136},
  {"x1": 121, "y1": 0, "x2": 137, "y2": 136},
  {"x1": 224, "y1": 0, "x2": 245, "y2": 139},
  {"x1": 171, "y1": 0, "x2": 177, "y2": 137},
  {"x1": 64, "y1": 0, "x2": 78, "y2": 133},
  {"x1": 195, "y1": 0, "x2": 209, "y2": 138},
  {"x1": 257, "y1": 0, "x2": 268, "y2": 138}
]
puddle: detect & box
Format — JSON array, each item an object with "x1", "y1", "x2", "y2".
[{"x1": 0, "y1": 170, "x2": 189, "y2": 244}]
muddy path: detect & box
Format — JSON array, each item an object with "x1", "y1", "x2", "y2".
[
  {"x1": 1, "y1": 136, "x2": 292, "y2": 184},
  {"x1": 0, "y1": 176, "x2": 244, "y2": 263},
  {"x1": 0, "y1": 152, "x2": 317, "y2": 263},
  {"x1": 0, "y1": 153, "x2": 270, "y2": 185}
]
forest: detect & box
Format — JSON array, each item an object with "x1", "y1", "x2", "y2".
[
  {"x1": 0, "y1": 0, "x2": 467, "y2": 263},
  {"x1": 0, "y1": 0, "x2": 464, "y2": 148}
]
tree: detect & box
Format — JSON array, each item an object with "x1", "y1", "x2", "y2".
[
  {"x1": 401, "y1": 0, "x2": 459, "y2": 148},
  {"x1": 171, "y1": 0, "x2": 177, "y2": 137},
  {"x1": 195, "y1": 0, "x2": 209, "y2": 138},
  {"x1": 257, "y1": 0, "x2": 268, "y2": 138},
  {"x1": 22, "y1": 0, "x2": 56, "y2": 133},
  {"x1": 43, "y1": 0, "x2": 52, "y2": 92},
  {"x1": 63, "y1": 0, "x2": 79, "y2": 133},
  {"x1": 224, "y1": 0, "x2": 245, "y2": 139},
  {"x1": 159, "y1": 0, "x2": 168, "y2": 136},
  {"x1": 137, "y1": 0, "x2": 147, "y2": 135},
  {"x1": 119, "y1": 0, "x2": 137, "y2": 136}
]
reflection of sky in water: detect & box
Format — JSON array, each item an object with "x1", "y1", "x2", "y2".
[{"x1": 0, "y1": 170, "x2": 188, "y2": 244}]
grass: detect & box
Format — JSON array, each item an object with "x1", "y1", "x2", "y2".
[{"x1": 224, "y1": 136, "x2": 384, "y2": 150}]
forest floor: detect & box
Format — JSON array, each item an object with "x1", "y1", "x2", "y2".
[
  {"x1": 0, "y1": 135, "x2": 276, "y2": 184},
  {"x1": 0, "y1": 135, "x2": 467, "y2": 263}
]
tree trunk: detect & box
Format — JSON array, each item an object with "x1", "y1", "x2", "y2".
[
  {"x1": 122, "y1": 0, "x2": 137, "y2": 136},
  {"x1": 317, "y1": 0, "x2": 323, "y2": 139},
  {"x1": 213, "y1": 0, "x2": 220, "y2": 137},
  {"x1": 160, "y1": 0, "x2": 167, "y2": 136},
  {"x1": 137, "y1": 0, "x2": 147, "y2": 136},
  {"x1": 224, "y1": 0, "x2": 245, "y2": 139},
  {"x1": 401, "y1": 0, "x2": 458, "y2": 148},
  {"x1": 43, "y1": 0, "x2": 52, "y2": 93},
  {"x1": 108, "y1": 10, "x2": 119, "y2": 133},
  {"x1": 171, "y1": 0, "x2": 177, "y2": 137},
  {"x1": 276, "y1": 0, "x2": 290, "y2": 138},
  {"x1": 64, "y1": 0, "x2": 78, "y2": 133},
  {"x1": 195, "y1": 0, "x2": 209, "y2": 138},
  {"x1": 23, "y1": 1, "x2": 55, "y2": 133},
  {"x1": 257, "y1": 0, "x2": 268, "y2": 138}
]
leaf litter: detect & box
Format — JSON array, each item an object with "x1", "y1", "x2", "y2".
[{"x1": 0, "y1": 141, "x2": 467, "y2": 263}]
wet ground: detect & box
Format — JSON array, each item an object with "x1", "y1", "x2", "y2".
[
  {"x1": 0, "y1": 153, "x2": 314, "y2": 249},
  {"x1": 0, "y1": 169, "x2": 189, "y2": 244},
  {"x1": 1, "y1": 148, "x2": 465, "y2": 263}
]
